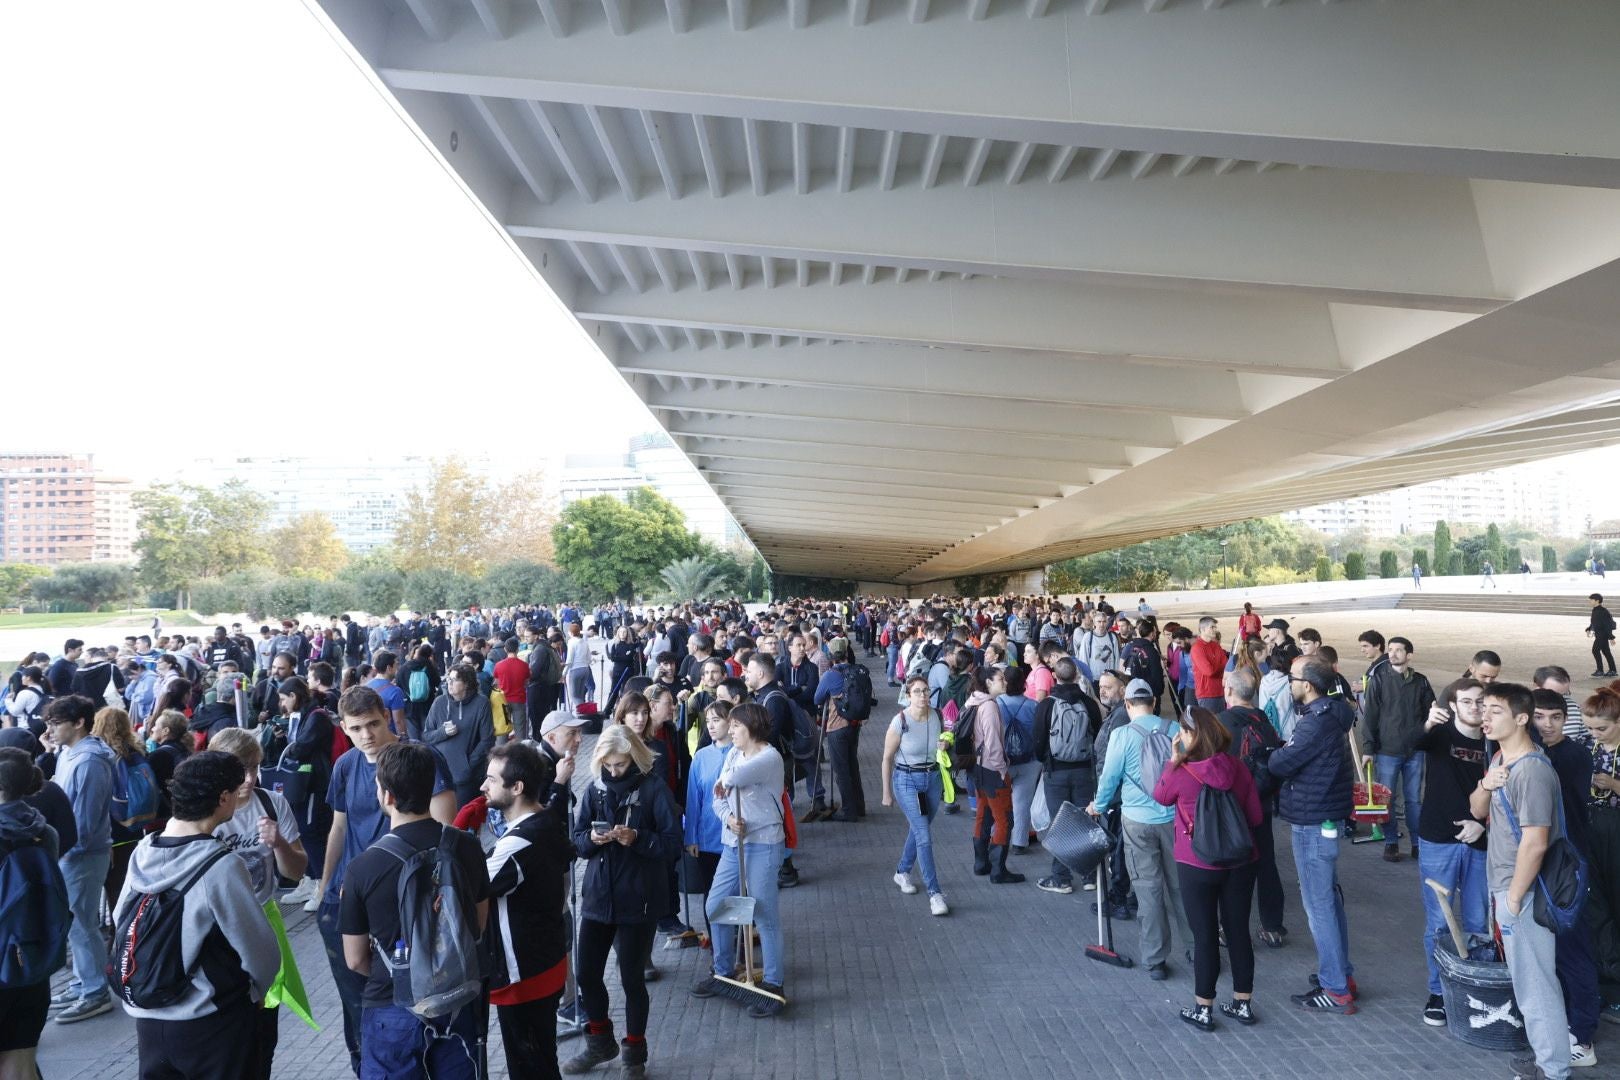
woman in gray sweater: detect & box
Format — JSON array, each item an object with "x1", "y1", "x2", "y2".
[{"x1": 422, "y1": 664, "x2": 496, "y2": 808}]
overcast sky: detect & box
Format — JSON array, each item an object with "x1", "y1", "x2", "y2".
[
  {"x1": 4, "y1": 2, "x2": 1616, "y2": 517},
  {"x1": 2, "y1": 1, "x2": 650, "y2": 481}
]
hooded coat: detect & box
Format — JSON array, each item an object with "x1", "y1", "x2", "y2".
[{"x1": 1152, "y1": 752, "x2": 1263, "y2": 871}]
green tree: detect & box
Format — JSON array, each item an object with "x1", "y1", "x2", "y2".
[
  {"x1": 1433, "y1": 520, "x2": 1452, "y2": 577},
  {"x1": 481, "y1": 561, "x2": 560, "y2": 607},
  {"x1": 1315, "y1": 556, "x2": 1332, "y2": 582},
  {"x1": 659, "y1": 557, "x2": 727, "y2": 601},
  {"x1": 1413, "y1": 548, "x2": 1429, "y2": 573},
  {"x1": 270, "y1": 512, "x2": 349, "y2": 578},
  {"x1": 1447, "y1": 550, "x2": 1465, "y2": 576},
  {"x1": 745, "y1": 554, "x2": 768, "y2": 601},
  {"x1": 32, "y1": 563, "x2": 137, "y2": 612},
  {"x1": 308, "y1": 578, "x2": 360, "y2": 617},
  {"x1": 1504, "y1": 546, "x2": 1522, "y2": 572},
  {"x1": 0, "y1": 564, "x2": 51, "y2": 608},
  {"x1": 954, "y1": 574, "x2": 1010, "y2": 598},
  {"x1": 1543, "y1": 544, "x2": 1558, "y2": 573},
  {"x1": 1344, "y1": 552, "x2": 1366, "y2": 580},
  {"x1": 1378, "y1": 550, "x2": 1398, "y2": 578},
  {"x1": 350, "y1": 569, "x2": 406, "y2": 616},
  {"x1": 402, "y1": 568, "x2": 479, "y2": 611},
  {"x1": 1485, "y1": 523, "x2": 1503, "y2": 568},
  {"x1": 133, "y1": 482, "x2": 271, "y2": 609},
  {"x1": 553, "y1": 487, "x2": 700, "y2": 601}
]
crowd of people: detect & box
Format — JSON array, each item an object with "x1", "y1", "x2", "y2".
[{"x1": 0, "y1": 589, "x2": 1615, "y2": 1079}]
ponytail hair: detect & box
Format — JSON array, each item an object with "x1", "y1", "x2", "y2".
[{"x1": 1583, "y1": 684, "x2": 1620, "y2": 722}]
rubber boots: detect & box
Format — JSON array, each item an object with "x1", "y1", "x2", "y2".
[
  {"x1": 562, "y1": 1029, "x2": 619, "y2": 1075},
  {"x1": 972, "y1": 836, "x2": 992, "y2": 876},
  {"x1": 989, "y1": 845, "x2": 1025, "y2": 884}
]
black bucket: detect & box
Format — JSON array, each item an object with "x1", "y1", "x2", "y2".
[{"x1": 1434, "y1": 934, "x2": 1528, "y2": 1052}]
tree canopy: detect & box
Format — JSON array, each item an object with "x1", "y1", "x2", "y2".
[{"x1": 553, "y1": 487, "x2": 701, "y2": 601}]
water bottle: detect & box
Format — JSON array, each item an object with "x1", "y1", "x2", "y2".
[{"x1": 1320, "y1": 820, "x2": 1339, "y2": 839}]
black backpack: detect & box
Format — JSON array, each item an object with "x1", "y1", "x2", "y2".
[
  {"x1": 1191, "y1": 785, "x2": 1254, "y2": 868},
  {"x1": 1230, "y1": 707, "x2": 1283, "y2": 799},
  {"x1": 110, "y1": 846, "x2": 232, "y2": 1009},
  {"x1": 1121, "y1": 640, "x2": 1164, "y2": 695},
  {"x1": 835, "y1": 663, "x2": 874, "y2": 723}
]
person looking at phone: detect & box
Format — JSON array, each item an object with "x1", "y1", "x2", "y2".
[
  {"x1": 564, "y1": 724, "x2": 680, "y2": 1079},
  {"x1": 1410, "y1": 678, "x2": 1488, "y2": 1029}
]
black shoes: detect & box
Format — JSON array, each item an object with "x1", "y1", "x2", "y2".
[
  {"x1": 749, "y1": 985, "x2": 787, "y2": 1019},
  {"x1": 778, "y1": 860, "x2": 801, "y2": 889},
  {"x1": 1180, "y1": 1003, "x2": 1214, "y2": 1032},
  {"x1": 562, "y1": 1032, "x2": 619, "y2": 1075},
  {"x1": 1220, "y1": 999, "x2": 1257, "y2": 1026},
  {"x1": 1422, "y1": 994, "x2": 1445, "y2": 1026},
  {"x1": 1148, "y1": 963, "x2": 1169, "y2": 981},
  {"x1": 690, "y1": 976, "x2": 722, "y2": 999},
  {"x1": 1383, "y1": 844, "x2": 1403, "y2": 863},
  {"x1": 988, "y1": 845, "x2": 1025, "y2": 884}
]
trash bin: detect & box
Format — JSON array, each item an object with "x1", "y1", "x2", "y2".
[{"x1": 1434, "y1": 934, "x2": 1528, "y2": 1052}]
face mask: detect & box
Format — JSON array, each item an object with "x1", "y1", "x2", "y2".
[{"x1": 145, "y1": 739, "x2": 158, "y2": 753}]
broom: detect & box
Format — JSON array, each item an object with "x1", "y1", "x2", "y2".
[{"x1": 709, "y1": 791, "x2": 786, "y2": 1007}]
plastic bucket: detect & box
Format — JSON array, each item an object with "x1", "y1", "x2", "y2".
[{"x1": 1434, "y1": 934, "x2": 1528, "y2": 1052}]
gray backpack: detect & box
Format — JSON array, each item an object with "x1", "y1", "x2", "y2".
[
  {"x1": 1047, "y1": 698, "x2": 1093, "y2": 766},
  {"x1": 371, "y1": 827, "x2": 482, "y2": 1021},
  {"x1": 1129, "y1": 719, "x2": 1174, "y2": 796}
]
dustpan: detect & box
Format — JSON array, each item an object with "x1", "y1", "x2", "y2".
[{"x1": 708, "y1": 895, "x2": 757, "y2": 926}]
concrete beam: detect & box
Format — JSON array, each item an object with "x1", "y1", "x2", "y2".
[
  {"x1": 374, "y1": 1, "x2": 1620, "y2": 186},
  {"x1": 578, "y1": 275, "x2": 1355, "y2": 376}
]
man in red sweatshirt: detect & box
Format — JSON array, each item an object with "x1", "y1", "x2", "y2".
[{"x1": 1191, "y1": 617, "x2": 1229, "y2": 713}]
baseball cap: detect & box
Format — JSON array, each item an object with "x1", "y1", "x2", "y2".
[
  {"x1": 1124, "y1": 678, "x2": 1155, "y2": 702},
  {"x1": 540, "y1": 709, "x2": 588, "y2": 737},
  {"x1": 1263, "y1": 618, "x2": 1290, "y2": 632}
]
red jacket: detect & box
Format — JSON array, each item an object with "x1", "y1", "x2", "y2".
[{"x1": 1190, "y1": 639, "x2": 1228, "y2": 700}]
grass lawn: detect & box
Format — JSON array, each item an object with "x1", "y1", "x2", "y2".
[{"x1": 0, "y1": 609, "x2": 200, "y2": 631}]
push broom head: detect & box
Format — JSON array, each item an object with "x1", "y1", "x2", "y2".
[{"x1": 1085, "y1": 945, "x2": 1134, "y2": 969}]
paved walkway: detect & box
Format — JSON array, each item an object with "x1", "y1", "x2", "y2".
[{"x1": 38, "y1": 651, "x2": 1609, "y2": 1078}]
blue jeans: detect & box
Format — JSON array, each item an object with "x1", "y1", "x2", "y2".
[
  {"x1": 893, "y1": 767, "x2": 943, "y2": 895},
  {"x1": 1291, "y1": 824, "x2": 1353, "y2": 995},
  {"x1": 318, "y1": 896, "x2": 368, "y2": 1076},
  {"x1": 708, "y1": 841, "x2": 786, "y2": 988},
  {"x1": 60, "y1": 849, "x2": 111, "y2": 1001},
  {"x1": 886, "y1": 643, "x2": 900, "y2": 682},
  {"x1": 1375, "y1": 752, "x2": 1423, "y2": 844},
  {"x1": 1416, "y1": 841, "x2": 1487, "y2": 994},
  {"x1": 360, "y1": 1004, "x2": 480, "y2": 1080}
]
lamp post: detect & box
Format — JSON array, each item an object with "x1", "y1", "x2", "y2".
[{"x1": 1219, "y1": 539, "x2": 1229, "y2": 590}]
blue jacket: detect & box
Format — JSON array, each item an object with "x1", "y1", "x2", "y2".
[
  {"x1": 1093, "y1": 713, "x2": 1175, "y2": 825},
  {"x1": 1266, "y1": 695, "x2": 1355, "y2": 825},
  {"x1": 684, "y1": 744, "x2": 727, "y2": 853},
  {"x1": 56, "y1": 735, "x2": 116, "y2": 857}
]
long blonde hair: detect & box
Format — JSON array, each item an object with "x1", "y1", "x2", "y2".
[
  {"x1": 591, "y1": 723, "x2": 654, "y2": 776},
  {"x1": 93, "y1": 707, "x2": 144, "y2": 761}
]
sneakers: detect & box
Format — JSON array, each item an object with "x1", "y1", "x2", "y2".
[
  {"x1": 1422, "y1": 994, "x2": 1445, "y2": 1026},
  {"x1": 304, "y1": 887, "x2": 323, "y2": 913},
  {"x1": 1410, "y1": 841, "x2": 1420, "y2": 860},
  {"x1": 1309, "y1": 972, "x2": 1360, "y2": 1000},
  {"x1": 1091, "y1": 900, "x2": 1135, "y2": 921},
  {"x1": 656, "y1": 915, "x2": 690, "y2": 935},
  {"x1": 777, "y1": 862, "x2": 800, "y2": 889},
  {"x1": 1180, "y1": 1003, "x2": 1214, "y2": 1032},
  {"x1": 1511, "y1": 1053, "x2": 1547, "y2": 1079},
  {"x1": 1081, "y1": 878, "x2": 1096, "y2": 891},
  {"x1": 690, "y1": 976, "x2": 722, "y2": 999},
  {"x1": 642, "y1": 965, "x2": 659, "y2": 983},
  {"x1": 929, "y1": 893, "x2": 949, "y2": 917},
  {"x1": 1291, "y1": 987, "x2": 1356, "y2": 1015},
  {"x1": 1147, "y1": 963, "x2": 1169, "y2": 982},
  {"x1": 1220, "y1": 999, "x2": 1257, "y2": 1026},
  {"x1": 748, "y1": 984, "x2": 786, "y2": 1019},
  {"x1": 1571, "y1": 1033, "x2": 1596, "y2": 1068},
  {"x1": 1036, "y1": 876, "x2": 1074, "y2": 895},
  {"x1": 48, "y1": 989, "x2": 78, "y2": 1010},
  {"x1": 280, "y1": 877, "x2": 316, "y2": 905},
  {"x1": 56, "y1": 995, "x2": 113, "y2": 1024},
  {"x1": 894, "y1": 871, "x2": 918, "y2": 895},
  {"x1": 1382, "y1": 844, "x2": 1403, "y2": 863}
]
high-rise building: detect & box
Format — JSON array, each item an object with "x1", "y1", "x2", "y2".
[
  {"x1": 560, "y1": 434, "x2": 744, "y2": 548},
  {"x1": 0, "y1": 453, "x2": 96, "y2": 565},
  {"x1": 92, "y1": 475, "x2": 142, "y2": 563},
  {"x1": 1283, "y1": 462, "x2": 1582, "y2": 538},
  {"x1": 192, "y1": 455, "x2": 440, "y2": 551}
]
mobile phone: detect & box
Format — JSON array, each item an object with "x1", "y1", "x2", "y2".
[{"x1": 591, "y1": 820, "x2": 612, "y2": 834}]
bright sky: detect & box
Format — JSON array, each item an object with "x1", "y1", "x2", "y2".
[{"x1": 2, "y1": 1, "x2": 651, "y2": 482}]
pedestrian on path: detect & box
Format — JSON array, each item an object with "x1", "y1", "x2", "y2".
[{"x1": 882, "y1": 676, "x2": 949, "y2": 915}]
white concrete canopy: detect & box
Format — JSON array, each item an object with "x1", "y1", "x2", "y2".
[{"x1": 314, "y1": 0, "x2": 1620, "y2": 583}]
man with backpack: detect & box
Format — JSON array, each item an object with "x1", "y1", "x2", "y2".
[
  {"x1": 1087, "y1": 679, "x2": 1191, "y2": 980},
  {"x1": 1471, "y1": 683, "x2": 1573, "y2": 1080},
  {"x1": 1218, "y1": 668, "x2": 1288, "y2": 948},
  {"x1": 1270, "y1": 656, "x2": 1358, "y2": 1015},
  {"x1": 1072, "y1": 612, "x2": 1119, "y2": 687},
  {"x1": 745, "y1": 655, "x2": 801, "y2": 889},
  {"x1": 813, "y1": 640, "x2": 871, "y2": 822},
  {"x1": 340, "y1": 742, "x2": 490, "y2": 1080},
  {"x1": 1120, "y1": 621, "x2": 1165, "y2": 712},
  {"x1": 42, "y1": 695, "x2": 118, "y2": 1023},
  {"x1": 1033, "y1": 658, "x2": 1101, "y2": 894},
  {"x1": 114, "y1": 751, "x2": 281, "y2": 1078}
]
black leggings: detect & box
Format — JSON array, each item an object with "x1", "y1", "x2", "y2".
[
  {"x1": 1253, "y1": 812, "x2": 1286, "y2": 933},
  {"x1": 498, "y1": 990, "x2": 563, "y2": 1080},
  {"x1": 576, "y1": 919, "x2": 657, "y2": 1037},
  {"x1": 1178, "y1": 861, "x2": 1258, "y2": 1000}
]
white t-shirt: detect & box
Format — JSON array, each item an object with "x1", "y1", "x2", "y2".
[{"x1": 215, "y1": 786, "x2": 302, "y2": 903}]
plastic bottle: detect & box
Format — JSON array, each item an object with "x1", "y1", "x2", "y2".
[{"x1": 1320, "y1": 819, "x2": 1339, "y2": 839}]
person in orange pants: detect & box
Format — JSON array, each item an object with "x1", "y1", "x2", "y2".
[{"x1": 967, "y1": 666, "x2": 1023, "y2": 884}]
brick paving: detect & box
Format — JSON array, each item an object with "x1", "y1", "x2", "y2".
[{"x1": 38, "y1": 651, "x2": 1609, "y2": 1078}]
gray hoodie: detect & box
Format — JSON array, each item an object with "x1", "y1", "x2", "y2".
[
  {"x1": 114, "y1": 833, "x2": 280, "y2": 1021},
  {"x1": 56, "y1": 735, "x2": 116, "y2": 857},
  {"x1": 422, "y1": 691, "x2": 495, "y2": 784}
]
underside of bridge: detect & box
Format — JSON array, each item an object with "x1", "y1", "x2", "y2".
[{"x1": 313, "y1": 0, "x2": 1620, "y2": 585}]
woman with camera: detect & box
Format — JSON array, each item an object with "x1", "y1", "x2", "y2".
[{"x1": 564, "y1": 724, "x2": 681, "y2": 1079}]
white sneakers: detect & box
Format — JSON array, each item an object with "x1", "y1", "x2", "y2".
[
  {"x1": 281, "y1": 878, "x2": 316, "y2": 906},
  {"x1": 929, "y1": 893, "x2": 949, "y2": 917},
  {"x1": 1571, "y1": 1033, "x2": 1596, "y2": 1069},
  {"x1": 893, "y1": 871, "x2": 918, "y2": 895}
]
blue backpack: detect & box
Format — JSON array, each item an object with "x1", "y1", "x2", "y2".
[
  {"x1": 997, "y1": 695, "x2": 1037, "y2": 766},
  {"x1": 0, "y1": 833, "x2": 70, "y2": 988},
  {"x1": 407, "y1": 668, "x2": 431, "y2": 704},
  {"x1": 112, "y1": 755, "x2": 159, "y2": 830}
]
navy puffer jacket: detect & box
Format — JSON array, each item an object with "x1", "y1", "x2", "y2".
[{"x1": 1266, "y1": 695, "x2": 1355, "y2": 826}]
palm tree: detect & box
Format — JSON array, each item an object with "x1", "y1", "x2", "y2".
[{"x1": 659, "y1": 556, "x2": 725, "y2": 601}]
